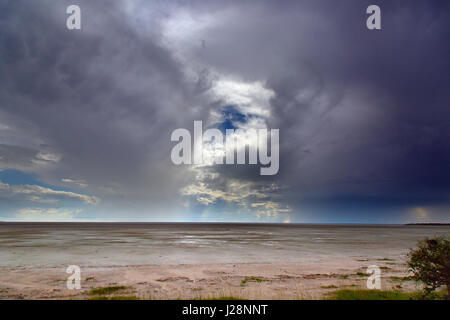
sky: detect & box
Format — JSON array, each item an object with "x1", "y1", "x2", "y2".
[{"x1": 0, "y1": 0, "x2": 449, "y2": 223}]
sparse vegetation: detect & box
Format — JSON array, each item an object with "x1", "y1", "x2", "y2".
[
  {"x1": 389, "y1": 276, "x2": 413, "y2": 282},
  {"x1": 198, "y1": 296, "x2": 245, "y2": 300},
  {"x1": 88, "y1": 295, "x2": 138, "y2": 300},
  {"x1": 89, "y1": 286, "x2": 127, "y2": 295},
  {"x1": 328, "y1": 289, "x2": 417, "y2": 300},
  {"x1": 241, "y1": 277, "x2": 266, "y2": 286},
  {"x1": 321, "y1": 285, "x2": 338, "y2": 289}
]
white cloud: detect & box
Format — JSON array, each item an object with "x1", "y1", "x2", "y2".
[
  {"x1": 181, "y1": 169, "x2": 290, "y2": 218},
  {"x1": 61, "y1": 178, "x2": 88, "y2": 188},
  {"x1": 181, "y1": 171, "x2": 265, "y2": 205},
  {"x1": 210, "y1": 78, "x2": 274, "y2": 118},
  {"x1": 0, "y1": 181, "x2": 100, "y2": 205},
  {"x1": 12, "y1": 208, "x2": 82, "y2": 222},
  {"x1": 32, "y1": 151, "x2": 62, "y2": 164}
]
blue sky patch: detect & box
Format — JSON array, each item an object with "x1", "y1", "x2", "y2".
[
  {"x1": 215, "y1": 105, "x2": 247, "y2": 132},
  {"x1": 0, "y1": 169, "x2": 69, "y2": 192}
]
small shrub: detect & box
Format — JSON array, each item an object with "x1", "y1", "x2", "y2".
[{"x1": 407, "y1": 236, "x2": 450, "y2": 298}]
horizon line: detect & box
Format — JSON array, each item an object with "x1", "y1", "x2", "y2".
[{"x1": 0, "y1": 221, "x2": 448, "y2": 226}]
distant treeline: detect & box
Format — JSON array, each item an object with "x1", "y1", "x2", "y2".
[{"x1": 405, "y1": 223, "x2": 450, "y2": 226}]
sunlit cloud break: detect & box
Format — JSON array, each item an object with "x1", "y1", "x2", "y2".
[
  {"x1": 0, "y1": 181, "x2": 100, "y2": 205},
  {"x1": 171, "y1": 121, "x2": 279, "y2": 175}
]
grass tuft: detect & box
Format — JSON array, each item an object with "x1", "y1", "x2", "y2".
[
  {"x1": 328, "y1": 289, "x2": 417, "y2": 300},
  {"x1": 328, "y1": 289, "x2": 448, "y2": 300},
  {"x1": 89, "y1": 286, "x2": 127, "y2": 296},
  {"x1": 389, "y1": 276, "x2": 413, "y2": 282},
  {"x1": 241, "y1": 277, "x2": 266, "y2": 286},
  {"x1": 88, "y1": 295, "x2": 138, "y2": 300},
  {"x1": 198, "y1": 296, "x2": 245, "y2": 300}
]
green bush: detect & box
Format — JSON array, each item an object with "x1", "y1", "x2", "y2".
[{"x1": 407, "y1": 236, "x2": 450, "y2": 298}]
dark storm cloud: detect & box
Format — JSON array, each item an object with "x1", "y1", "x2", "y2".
[
  {"x1": 0, "y1": 144, "x2": 37, "y2": 169},
  {"x1": 0, "y1": 0, "x2": 206, "y2": 219},
  {"x1": 0, "y1": 0, "x2": 448, "y2": 222},
  {"x1": 172, "y1": 0, "x2": 450, "y2": 218},
  {"x1": 268, "y1": 0, "x2": 450, "y2": 201}
]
